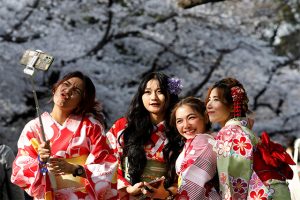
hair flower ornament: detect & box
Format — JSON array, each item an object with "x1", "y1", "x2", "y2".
[
  {"x1": 231, "y1": 86, "x2": 245, "y2": 118},
  {"x1": 168, "y1": 77, "x2": 183, "y2": 95}
]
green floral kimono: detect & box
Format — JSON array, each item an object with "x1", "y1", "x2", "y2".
[{"x1": 213, "y1": 118, "x2": 291, "y2": 200}]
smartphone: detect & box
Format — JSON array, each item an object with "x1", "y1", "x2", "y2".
[
  {"x1": 20, "y1": 49, "x2": 54, "y2": 71},
  {"x1": 147, "y1": 176, "x2": 165, "y2": 188}
]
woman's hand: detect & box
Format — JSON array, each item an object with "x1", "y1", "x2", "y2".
[
  {"x1": 126, "y1": 182, "x2": 144, "y2": 196},
  {"x1": 38, "y1": 140, "x2": 51, "y2": 163},
  {"x1": 48, "y1": 158, "x2": 78, "y2": 176},
  {"x1": 142, "y1": 180, "x2": 172, "y2": 199}
]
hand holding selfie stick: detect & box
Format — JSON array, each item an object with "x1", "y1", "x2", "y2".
[{"x1": 22, "y1": 49, "x2": 57, "y2": 190}]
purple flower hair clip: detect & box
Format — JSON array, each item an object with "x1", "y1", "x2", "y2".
[{"x1": 167, "y1": 77, "x2": 183, "y2": 95}]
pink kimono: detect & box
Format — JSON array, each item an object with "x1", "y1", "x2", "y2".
[
  {"x1": 11, "y1": 112, "x2": 118, "y2": 200},
  {"x1": 176, "y1": 134, "x2": 221, "y2": 200}
]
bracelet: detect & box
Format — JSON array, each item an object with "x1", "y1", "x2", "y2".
[
  {"x1": 166, "y1": 189, "x2": 174, "y2": 200},
  {"x1": 37, "y1": 155, "x2": 48, "y2": 175},
  {"x1": 37, "y1": 155, "x2": 47, "y2": 164}
]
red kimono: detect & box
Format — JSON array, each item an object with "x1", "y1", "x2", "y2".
[{"x1": 11, "y1": 112, "x2": 118, "y2": 200}]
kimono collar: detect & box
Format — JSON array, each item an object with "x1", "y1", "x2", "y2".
[
  {"x1": 152, "y1": 121, "x2": 167, "y2": 139},
  {"x1": 225, "y1": 117, "x2": 251, "y2": 129}
]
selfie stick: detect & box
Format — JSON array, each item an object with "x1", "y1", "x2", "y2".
[
  {"x1": 23, "y1": 50, "x2": 57, "y2": 191},
  {"x1": 23, "y1": 50, "x2": 47, "y2": 142}
]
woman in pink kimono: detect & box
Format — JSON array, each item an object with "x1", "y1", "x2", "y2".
[
  {"x1": 106, "y1": 72, "x2": 183, "y2": 199},
  {"x1": 170, "y1": 97, "x2": 220, "y2": 200},
  {"x1": 11, "y1": 71, "x2": 118, "y2": 200},
  {"x1": 205, "y1": 77, "x2": 293, "y2": 200}
]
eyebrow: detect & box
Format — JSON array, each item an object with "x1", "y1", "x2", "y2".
[
  {"x1": 65, "y1": 81, "x2": 83, "y2": 93},
  {"x1": 176, "y1": 113, "x2": 197, "y2": 120}
]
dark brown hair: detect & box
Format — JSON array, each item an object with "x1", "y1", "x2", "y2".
[{"x1": 205, "y1": 77, "x2": 251, "y2": 117}]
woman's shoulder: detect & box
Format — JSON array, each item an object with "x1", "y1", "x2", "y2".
[{"x1": 111, "y1": 117, "x2": 127, "y2": 128}]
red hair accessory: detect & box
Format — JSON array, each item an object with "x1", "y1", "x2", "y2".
[{"x1": 231, "y1": 86, "x2": 245, "y2": 117}]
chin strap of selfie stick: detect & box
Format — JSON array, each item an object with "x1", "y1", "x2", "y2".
[{"x1": 23, "y1": 50, "x2": 57, "y2": 192}]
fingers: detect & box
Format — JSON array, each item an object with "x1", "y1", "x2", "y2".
[
  {"x1": 126, "y1": 182, "x2": 144, "y2": 195},
  {"x1": 143, "y1": 185, "x2": 154, "y2": 193},
  {"x1": 38, "y1": 140, "x2": 51, "y2": 163},
  {"x1": 48, "y1": 158, "x2": 75, "y2": 175}
]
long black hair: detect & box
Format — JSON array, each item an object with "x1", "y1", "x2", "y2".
[
  {"x1": 52, "y1": 71, "x2": 106, "y2": 128},
  {"x1": 118, "y1": 72, "x2": 182, "y2": 188}
]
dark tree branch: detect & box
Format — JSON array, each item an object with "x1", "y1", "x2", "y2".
[
  {"x1": 283, "y1": 112, "x2": 300, "y2": 125},
  {"x1": 177, "y1": 0, "x2": 226, "y2": 9},
  {"x1": 0, "y1": 0, "x2": 40, "y2": 43},
  {"x1": 86, "y1": 0, "x2": 113, "y2": 56}
]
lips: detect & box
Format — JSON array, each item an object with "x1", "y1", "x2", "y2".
[
  {"x1": 60, "y1": 92, "x2": 69, "y2": 100},
  {"x1": 150, "y1": 103, "x2": 160, "y2": 106},
  {"x1": 184, "y1": 130, "x2": 196, "y2": 135},
  {"x1": 207, "y1": 111, "x2": 214, "y2": 115}
]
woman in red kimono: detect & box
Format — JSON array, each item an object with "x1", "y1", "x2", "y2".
[
  {"x1": 106, "y1": 72, "x2": 183, "y2": 199},
  {"x1": 170, "y1": 97, "x2": 221, "y2": 200},
  {"x1": 11, "y1": 71, "x2": 118, "y2": 200}
]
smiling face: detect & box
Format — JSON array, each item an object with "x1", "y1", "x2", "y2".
[
  {"x1": 53, "y1": 77, "x2": 84, "y2": 113},
  {"x1": 142, "y1": 79, "x2": 166, "y2": 124},
  {"x1": 175, "y1": 105, "x2": 206, "y2": 139},
  {"x1": 206, "y1": 88, "x2": 232, "y2": 127}
]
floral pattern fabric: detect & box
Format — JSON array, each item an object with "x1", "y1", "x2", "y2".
[
  {"x1": 11, "y1": 112, "x2": 118, "y2": 200},
  {"x1": 175, "y1": 134, "x2": 221, "y2": 200},
  {"x1": 213, "y1": 118, "x2": 291, "y2": 200},
  {"x1": 106, "y1": 117, "x2": 168, "y2": 200}
]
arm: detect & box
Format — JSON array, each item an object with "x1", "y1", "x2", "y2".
[
  {"x1": 177, "y1": 135, "x2": 218, "y2": 199},
  {"x1": 106, "y1": 119, "x2": 132, "y2": 187},
  {"x1": 83, "y1": 118, "x2": 118, "y2": 200},
  {"x1": 106, "y1": 118, "x2": 143, "y2": 198},
  {"x1": 216, "y1": 125, "x2": 253, "y2": 198},
  {"x1": 11, "y1": 120, "x2": 48, "y2": 199}
]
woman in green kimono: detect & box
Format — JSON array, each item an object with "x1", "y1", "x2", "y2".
[{"x1": 205, "y1": 77, "x2": 293, "y2": 200}]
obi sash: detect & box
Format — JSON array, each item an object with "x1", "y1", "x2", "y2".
[
  {"x1": 123, "y1": 158, "x2": 166, "y2": 183},
  {"x1": 55, "y1": 154, "x2": 88, "y2": 191}
]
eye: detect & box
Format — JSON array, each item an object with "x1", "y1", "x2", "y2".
[
  {"x1": 176, "y1": 119, "x2": 182, "y2": 124},
  {"x1": 62, "y1": 82, "x2": 69, "y2": 87},
  {"x1": 73, "y1": 89, "x2": 82, "y2": 96},
  {"x1": 157, "y1": 90, "x2": 162, "y2": 94},
  {"x1": 144, "y1": 90, "x2": 151, "y2": 94}
]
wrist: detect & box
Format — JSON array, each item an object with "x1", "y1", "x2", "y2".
[{"x1": 72, "y1": 165, "x2": 85, "y2": 177}]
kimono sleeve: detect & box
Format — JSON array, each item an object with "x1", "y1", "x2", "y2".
[
  {"x1": 216, "y1": 125, "x2": 254, "y2": 198},
  {"x1": 84, "y1": 118, "x2": 118, "y2": 199},
  {"x1": 178, "y1": 135, "x2": 219, "y2": 199},
  {"x1": 106, "y1": 118, "x2": 132, "y2": 189},
  {"x1": 11, "y1": 120, "x2": 47, "y2": 199}
]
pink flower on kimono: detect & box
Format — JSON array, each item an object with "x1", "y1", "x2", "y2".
[
  {"x1": 217, "y1": 140, "x2": 231, "y2": 157},
  {"x1": 220, "y1": 173, "x2": 227, "y2": 184},
  {"x1": 249, "y1": 173, "x2": 264, "y2": 189},
  {"x1": 232, "y1": 136, "x2": 251, "y2": 156},
  {"x1": 232, "y1": 178, "x2": 247, "y2": 194},
  {"x1": 250, "y1": 189, "x2": 267, "y2": 200}
]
